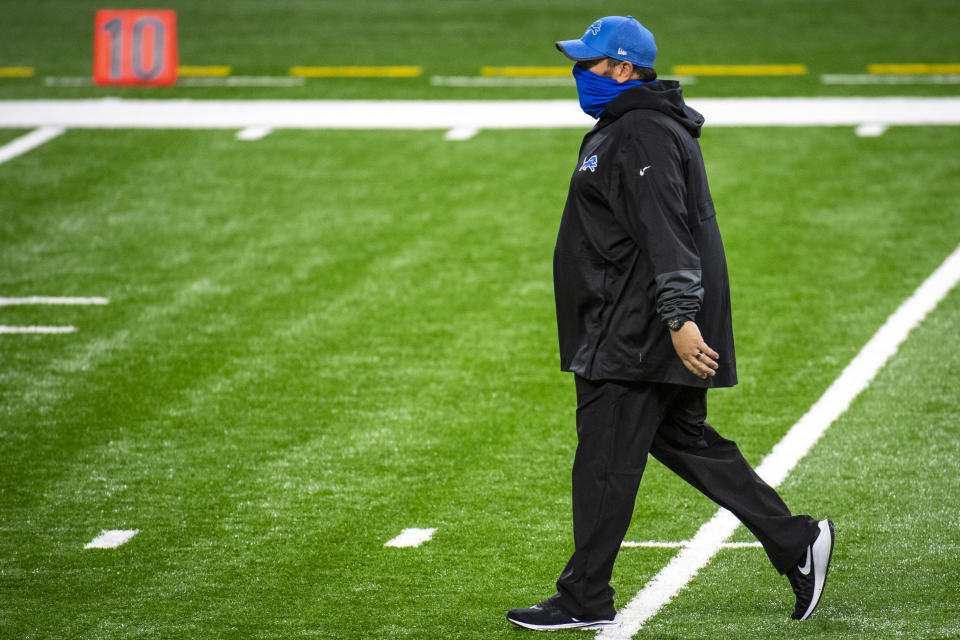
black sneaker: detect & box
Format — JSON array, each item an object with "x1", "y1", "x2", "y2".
[
  {"x1": 506, "y1": 595, "x2": 620, "y2": 631},
  {"x1": 787, "y1": 519, "x2": 835, "y2": 620}
]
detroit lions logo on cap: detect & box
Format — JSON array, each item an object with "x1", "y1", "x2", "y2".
[
  {"x1": 588, "y1": 20, "x2": 602, "y2": 36},
  {"x1": 579, "y1": 155, "x2": 598, "y2": 172}
]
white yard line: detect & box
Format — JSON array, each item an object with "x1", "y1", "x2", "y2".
[
  {"x1": 0, "y1": 98, "x2": 959, "y2": 130},
  {"x1": 384, "y1": 527, "x2": 437, "y2": 548},
  {"x1": 84, "y1": 529, "x2": 140, "y2": 549},
  {"x1": 0, "y1": 126, "x2": 66, "y2": 166},
  {"x1": 0, "y1": 325, "x2": 77, "y2": 334},
  {"x1": 0, "y1": 296, "x2": 108, "y2": 306},
  {"x1": 621, "y1": 541, "x2": 762, "y2": 549},
  {"x1": 601, "y1": 241, "x2": 960, "y2": 640}
]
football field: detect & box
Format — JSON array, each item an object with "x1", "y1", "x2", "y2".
[
  {"x1": 2, "y1": 122, "x2": 959, "y2": 639},
  {"x1": 3, "y1": 1, "x2": 960, "y2": 638}
]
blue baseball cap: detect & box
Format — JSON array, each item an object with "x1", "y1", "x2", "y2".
[{"x1": 556, "y1": 15, "x2": 657, "y2": 68}]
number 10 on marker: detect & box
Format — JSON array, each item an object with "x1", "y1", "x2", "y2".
[{"x1": 93, "y1": 10, "x2": 178, "y2": 86}]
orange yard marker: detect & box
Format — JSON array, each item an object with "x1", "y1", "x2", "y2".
[{"x1": 94, "y1": 10, "x2": 178, "y2": 86}]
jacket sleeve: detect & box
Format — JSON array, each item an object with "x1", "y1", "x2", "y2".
[{"x1": 611, "y1": 121, "x2": 703, "y2": 324}]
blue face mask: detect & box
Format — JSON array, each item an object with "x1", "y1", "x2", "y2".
[{"x1": 572, "y1": 64, "x2": 646, "y2": 118}]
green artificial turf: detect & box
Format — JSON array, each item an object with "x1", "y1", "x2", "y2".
[
  {"x1": 1, "y1": 125, "x2": 959, "y2": 639},
  {"x1": 1, "y1": 0, "x2": 959, "y2": 99},
  {"x1": 642, "y1": 285, "x2": 960, "y2": 640},
  {"x1": 0, "y1": 129, "x2": 29, "y2": 146}
]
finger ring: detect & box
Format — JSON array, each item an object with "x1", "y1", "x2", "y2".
[{"x1": 695, "y1": 351, "x2": 703, "y2": 359}]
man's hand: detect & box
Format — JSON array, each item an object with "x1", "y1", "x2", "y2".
[{"x1": 669, "y1": 321, "x2": 719, "y2": 379}]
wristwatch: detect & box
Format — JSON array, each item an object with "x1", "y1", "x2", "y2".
[{"x1": 666, "y1": 316, "x2": 688, "y2": 332}]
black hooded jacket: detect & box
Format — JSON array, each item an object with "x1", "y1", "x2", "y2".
[{"x1": 553, "y1": 80, "x2": 737, "y2": 387}]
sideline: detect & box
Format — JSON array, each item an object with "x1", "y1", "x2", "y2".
[
  {"x1": 599, "y1": 241, "x2": 960, "y2": 639},
  {"x1": 0, "y1": 98, "x2": 959, "y2": 130}
]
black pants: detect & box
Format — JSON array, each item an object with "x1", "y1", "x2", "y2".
[{"x1": 555, "y1": 376, "x2": 820, "y2": 620}]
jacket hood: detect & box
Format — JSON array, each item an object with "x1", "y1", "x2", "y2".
[{"x1": 599, "y1": 80, "x2": 704, "y2": 138}]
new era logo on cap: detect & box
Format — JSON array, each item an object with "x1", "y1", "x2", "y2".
[{"x1": 556, "y1": 15, "x2": 657, "y2": 68}]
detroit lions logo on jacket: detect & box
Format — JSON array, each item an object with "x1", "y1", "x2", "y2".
[{"x1": 579, "y1": 155, "x2": 598, "y2": 172}]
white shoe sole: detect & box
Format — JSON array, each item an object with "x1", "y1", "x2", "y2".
[
  {"x1": 507, "y1": 613, "x2": 621, "y2": 631},
  {"x1": 798, "y1": 519, "x2": 835, "y2": 620}
]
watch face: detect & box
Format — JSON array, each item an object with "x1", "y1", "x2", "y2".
[{"x1": 668, "y1": 318, "x2": 683, "y2": 331}]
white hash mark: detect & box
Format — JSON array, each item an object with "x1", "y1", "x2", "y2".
[
  {"x1": 384, "y1": 528, "x2": 437, "y2": 548},
  {"x1": 84, "y1": 529, "x2": 140, "y2": 549}
]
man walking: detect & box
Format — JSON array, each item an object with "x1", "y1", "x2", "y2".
[{"x1": 507, "y1": 16, "x2": 834, "y2": 631}]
